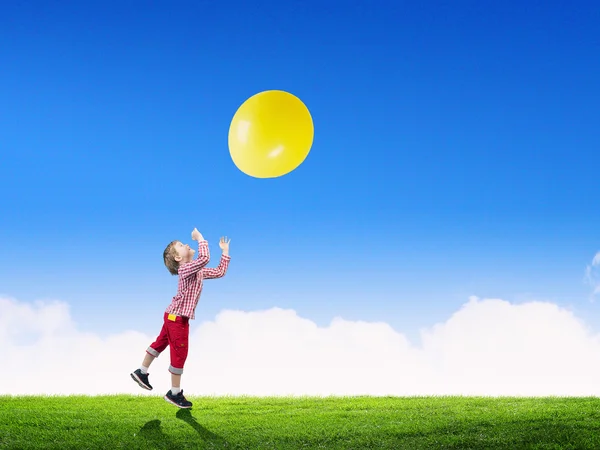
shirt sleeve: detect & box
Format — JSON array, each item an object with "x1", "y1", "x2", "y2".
[
  {"x1": 178, "y1": 240, "x2": 210, "y2": 278},
  {"x1": 202, "y1": 254, "x2": 231, "y2": 279}
]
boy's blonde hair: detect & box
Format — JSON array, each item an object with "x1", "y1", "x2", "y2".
[{"x1": 163, "y1": 240, "x2": 180, "y2": 275}]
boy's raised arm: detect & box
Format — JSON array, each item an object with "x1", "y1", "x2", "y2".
[
  {"x1": 202, "y1": 236, "x2": 231, "y2": 279},
  {"x1": 178, "y1": 229, "x2": 211, "y2": 278},
  {"x1": 202, "y1": 254, "x2": 231, "y2": 279}
]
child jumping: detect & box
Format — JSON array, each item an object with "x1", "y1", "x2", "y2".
[{"x1": 130, "y1": 227, "x2": 231, "y2": 408}]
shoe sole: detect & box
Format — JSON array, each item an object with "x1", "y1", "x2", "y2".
[
  {"x1": 163, "y1": 395, "x2": 192, "y2": 409},
  {"x1": 130, "y1": 372, "x2": 152, "y2": 391}
]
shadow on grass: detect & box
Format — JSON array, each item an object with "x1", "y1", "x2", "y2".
[
  {"x1": 138, "y1": 419, "x2": 177, "y2": 448},
  {"x1": 138, "y1": 414, "x2": 228, "y2": 449},
  {"x1": 176, "y1": 408, "x2": 229, "y2": 446}
]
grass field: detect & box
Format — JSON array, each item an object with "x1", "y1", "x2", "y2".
[{"x1": 1, "y1": 395, "x2": 600, "y2": 449}]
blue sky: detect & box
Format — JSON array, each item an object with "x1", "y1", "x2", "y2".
[{"x1": 1, "y1": 0, "x2": 599, "y2": 346}]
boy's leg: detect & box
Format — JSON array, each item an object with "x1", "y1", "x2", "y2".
[
  {"x1": 145, "y1": 319, "x2": 170, "y2": 362},
  {"x1": 171, "y1": 373, "x2": 181, "y2": 390},
  {"x1": 141, "y1": 352, "x2": 155, "y2": 370},
  {"x1": 163, "y1": 316, "x2": 192, "y2": 408},
  {"x1": 131, "y1": 316, "x2": 169, "y2": 390}
]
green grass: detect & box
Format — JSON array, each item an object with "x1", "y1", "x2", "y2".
[{"x1": 1, "y1": 395, "x2": 600, "y2": 449}]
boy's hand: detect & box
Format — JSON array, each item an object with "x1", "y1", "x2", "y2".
[
  {"x1": 191, "y1": 228, "x2": 204, "y2": 241},
  {"x1": 219, "y1": 236, "x2": 230, "y2": 253}
]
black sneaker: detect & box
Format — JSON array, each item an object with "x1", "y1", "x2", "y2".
[
  {"x1": 164, "y1": 390, "x2": 192, "y2": 409},
  {"x1": 130, "y1": 369, "x2": 153, "y2": 390}
]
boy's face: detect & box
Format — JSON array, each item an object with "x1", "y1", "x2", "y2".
[{"x1": 174, "y1": 241, "x2": 195, "y2": 263}]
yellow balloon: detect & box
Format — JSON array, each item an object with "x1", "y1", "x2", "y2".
[{"x1": 228, "y1": 90, "x2": 314, "y2": 178}]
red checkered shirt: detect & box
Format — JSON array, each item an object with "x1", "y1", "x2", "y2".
[{"x1": 165, "y1": 240, "x2": 231, "y2": 320}]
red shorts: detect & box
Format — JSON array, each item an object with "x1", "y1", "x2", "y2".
[{"x1": 146, "y1": 313, "x2": 189, "y2": 375}]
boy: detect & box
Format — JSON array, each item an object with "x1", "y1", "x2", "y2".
[{"x1": 130, "y1": 228, "x2": 231, "y2": 408}]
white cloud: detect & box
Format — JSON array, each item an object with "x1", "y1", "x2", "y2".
[{"x1": 2, "y1": 294, "x2": 600, "y2": 397}]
